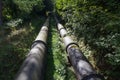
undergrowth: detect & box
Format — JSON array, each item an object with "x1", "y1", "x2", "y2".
[
  {"x1": 0, "y1": 16, "x2": 45, "y2": 80},
  {"x1": 45, "y1": 18, "x2": 66, "y2": 80}
]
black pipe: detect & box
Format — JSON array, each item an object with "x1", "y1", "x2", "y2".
[
  {"x1": 15, "y1": 17, "x2": 49, "y2": 80},
  {"x1": 54, "y1": 15, "x2": 104, "y2": 80}
]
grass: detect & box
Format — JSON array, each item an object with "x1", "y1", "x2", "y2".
[
  {"x1": 45, "y1": 17, "x2": 76, "y2": 80},
  {"x1": 45, "y1": 18, "x2": 66, "y2": 80}
]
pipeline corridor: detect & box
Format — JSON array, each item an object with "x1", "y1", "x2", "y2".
[{"x1": 15, "y1": 16, "x2": 105, "y2": 80}]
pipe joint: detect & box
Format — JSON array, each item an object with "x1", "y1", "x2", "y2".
[
  {"x1": 65, "y1": 42, "x2": 79, "y2": 53},
  {"x1": 31, "y1": 40, "x2": 47, "y2": 49}
]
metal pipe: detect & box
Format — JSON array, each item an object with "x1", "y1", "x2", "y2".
[
  {"x1": 54, "y1": 16, "x2": 104, "y2": 80},
  {"x1": 15, "y1": 17, "x2": 49, "y2": 80}
]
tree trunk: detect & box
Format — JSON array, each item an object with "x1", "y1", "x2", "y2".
[{"x1": 0, "y1": 0, "x2": 2, "y2": 26}]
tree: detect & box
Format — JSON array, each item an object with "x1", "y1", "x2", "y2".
[{"x1": 13, "y1": 0, "x2": 44, "y2": 13}]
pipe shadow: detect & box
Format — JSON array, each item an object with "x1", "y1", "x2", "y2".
[{"x1": 45, "y1": 17, "x2": 55, "y2": 80}]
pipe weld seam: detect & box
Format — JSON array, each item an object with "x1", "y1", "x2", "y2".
[
  {"x1": 59, "y1": 27, "x2": 65, "y2": 31},
  {"x1": 31, "y1": 40, "x2": 47, "y2": 49},
  {"x1": 66, "y1": 42, "x2": 79, "y2": 53}
]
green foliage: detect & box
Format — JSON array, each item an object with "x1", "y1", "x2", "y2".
[
  {"x1": 13, "y1": 0, "x2": 44, "y2": 13},
  {"x1": 1, "y1": 0, "x2": 120, "y2": 79},
  {"x1": 6, "y1": 18, "x2": 23, "y2": 30},
  {"x1": 45, "y1": 18, "x2": 67, "y2": 80},
  {"x1": 2, "y1": 0, "x2": 45, "y2": 22},
  {"x1": 2, "y1": 0, "x2": 18, "y2": 21},
  {"x1": 55, "y1": 0, "x2": 120, "y2": 79},
  {"x1": 0, "y1": 16, "x2": 45, "y2": 80}
]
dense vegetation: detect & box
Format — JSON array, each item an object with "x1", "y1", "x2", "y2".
[
  {"x1": 0, "y1": 0, "x2": 120, "y2": 80},
  {"x1": 55, "y1": 0, "x2": 120, "y2": 80},
  {"x1": 0, "y1": 0, "x2": 46, "y2": 80}
]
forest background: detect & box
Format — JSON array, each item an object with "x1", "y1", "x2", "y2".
[{"x1": 0, "y1": 0, "x2": 120, "y2": 80}]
